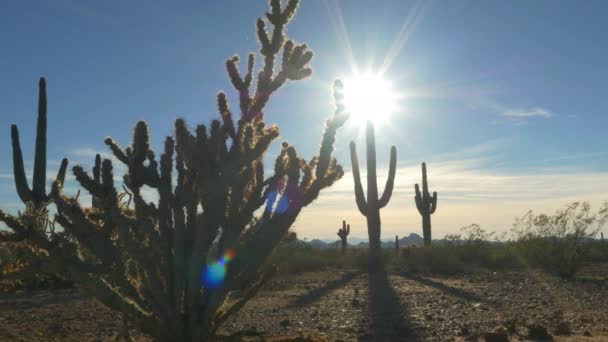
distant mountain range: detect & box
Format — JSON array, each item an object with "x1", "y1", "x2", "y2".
[{"x1": 303, "y1": 233, "x2": 424, "y2": 249}]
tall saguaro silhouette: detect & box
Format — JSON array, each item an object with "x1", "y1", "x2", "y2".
[
  {"x1": 350, "y1": 121, "x2": 397, "y2": 267},
  {"x1": 10, "y1": 77, "x2": 68, "y2": 209},
  {"x1": 415, "y1": 162, "x2": 438, "y2": 246}
]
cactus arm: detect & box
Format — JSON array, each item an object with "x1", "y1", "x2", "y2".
[
  {"x1": 10, "y1": 125, "x2": 33, "y2": 204},
  {"x1": 54, "y1": 158, "x2": 69, "y2": 189},
  {"x1": 31, "y1": 78, "x2": 48, "y2": 205},
  {"x1": 430, "y1": 191, "x2": 438, "y2": 214},
  {"x1": 349, "y1": 141, "x2": 367, "y2": 216},
  {"x1": 378, "y1": 145, "x2": 397, "y2": 208},
  {"x1": 414, "y1": 184, "x2": 423, "y2": 214},
  {"x1": 346, "y1": 223, "x2": 350, "y2": 234}
]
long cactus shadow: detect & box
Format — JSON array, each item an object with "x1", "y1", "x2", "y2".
[
  {"x1": 402, "y1": 275, "x2": 487, "y2": 303},
  {"x1": 286, "y1": 271, "x2": 360, "y2": 308},
  {"x1": 367, "y1": 271, "x2": 421, "y2": 341}
]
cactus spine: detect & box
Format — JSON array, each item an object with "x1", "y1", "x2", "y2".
[
  {"x1": 350, "y1": 121, "x2": 397, "y2": 266},
  {"x1": 415, "y1": 162, "x2": 437, "y2": 246},
  {"x1": 337, "y1": 220, "x2": 350, "y2": 254},
  {"x1": 10, "y1": 78, "x2": 68, "y2": 208}
]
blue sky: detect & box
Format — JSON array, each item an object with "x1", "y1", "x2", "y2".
[{"x1": 1, "y1": 0, "x2": 607, "y2": 240}]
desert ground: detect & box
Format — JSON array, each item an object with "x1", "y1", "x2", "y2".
[{"x1": 0, "y1": 265, "x2": 606, "y2": 342}]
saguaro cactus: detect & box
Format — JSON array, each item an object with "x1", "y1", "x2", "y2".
[
  {"x1": 10, "y1": 78, "x2": 68, "y2": 209},
  {"x1": 395, "y1": 235, "x2": 399, "y2": 251},
  {"x1": 350, "y1": 121, "x2": 397, "y2": 266},
  {"x1": 337, "y1": 220, "x2": 350, "y2": 254},
  {"x1": 415, "y1": 162, "x2": 437, "y2": 246}
]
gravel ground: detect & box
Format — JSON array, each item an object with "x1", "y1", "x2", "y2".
[{"x1": 0, "y1": 266, "x2": 606, "y2": 341}]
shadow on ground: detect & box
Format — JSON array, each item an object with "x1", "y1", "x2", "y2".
[
  {"x1": 286, "y1": 271, "x2": 360, "y2": 308},
  {"x1": 403, "y1": 275, "x2": 488, "y2": 303},
  {"x1": 367, "y1": 271, "x2": 421, "y2": 341}
]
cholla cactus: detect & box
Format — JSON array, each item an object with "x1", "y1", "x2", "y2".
[
  {"x1": 415, "y1": 162, "x2": 438, "y2": 246},
  {"x1": 337, "y1": 220, "x2": 350, "y2": 254},
  {"x1": 350, "y1": 121, "x2": 397, "y2": 267},
  {"x1": 0, "y1": 1, "x2": 348, "y2": 340}
]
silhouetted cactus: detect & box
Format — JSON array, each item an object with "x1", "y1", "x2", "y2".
[
  {"x1": 350, "y1": 121, "x2": 397, "y2": 267},
  {"x1": 415, "y1": 162, "x2": 437, "y2": 246},
  {"x1": 337, "y1": 220, "x2": 350, "y2": 254},
  {"x1": 0, "y1": 1, "x2": 348, "y2": 340},
  {"x1": 9, "y1": 78, "x2": 69, "y2": 209},
  {"x1": 395, "y1": 235, "x2": 399, "y2": 251},
  {"x1": 0, "y1": 78, "x2": 71, "y2": 291}
]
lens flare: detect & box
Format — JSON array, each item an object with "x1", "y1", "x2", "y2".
[{"x1": 202, "y1": 249, "x2": 237, "y2": 289}]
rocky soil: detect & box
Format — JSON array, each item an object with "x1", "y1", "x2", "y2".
[{"x1": 0, "y1": 266, "x2": 606, "y2": 341}]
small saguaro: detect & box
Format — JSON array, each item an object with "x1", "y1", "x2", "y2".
[
  {"x1": 337, "y1": 220, "x2": 350, "y2": 254},
  {"x1": 415, "y1": 162, "x2": 438, "y2": 246}
]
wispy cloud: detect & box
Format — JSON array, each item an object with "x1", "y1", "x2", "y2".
[{"x1": 502, "y1": 107, "x2": 552, "y2": 119}]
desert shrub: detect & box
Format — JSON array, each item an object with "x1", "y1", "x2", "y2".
[
  {"x1": 510, "y1": 201, "x2": 608, "y2": 277},
  {"x1": 397, "y1": 224, "x2": 522, "y2": 276},
  {"x1": 398, "y1": 245, "x2": 465, "y2": 275},
  {"x1": 266, "y1": 246, "x2": 364, "y2": 274},
  {"x1": 585, "y1": 239, "x2": 608, "y2": 263}
]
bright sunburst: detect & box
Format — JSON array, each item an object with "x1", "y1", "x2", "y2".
[{"x1": 342, "y1": 71, "x2": 398, "y2": 126}]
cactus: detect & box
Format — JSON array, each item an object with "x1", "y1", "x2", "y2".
[
  {"x1": 9, "y1": 78, "x2": 68, "y2": 209},
  {"x1": 395, "y1": 235, "x2": 399, "y2": 251},
  {"x1": 337, "y1": 220, "x2": 350, "y2": 254},
  {"x1": 0, "y1": 1, "x2": 348, "y2": 340},
  {"x1": 415, "y1": 162, "x2": 437, "y2": 246},
  {"x1": 350, "y1": 121, "x2": 397, "y2": 267}
]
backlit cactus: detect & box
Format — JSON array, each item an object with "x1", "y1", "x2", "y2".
[
  {"x1": 350, "y1": 121, "x2": 397, "y2": 266},
  {"x1": 415, "y1": 162, "x2": 438, "y2": 246},
  {"x1": 9, "y1": 78, "x2": 68, "y2": 209},
  {"x1": 0, "y1": 1, "x2": 348, "y2": 340},
  {"x1": 337, "y1": 220, "x2": 350, "y2": 254}
]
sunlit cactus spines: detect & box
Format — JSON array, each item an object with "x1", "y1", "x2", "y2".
[
  {"x1": 415, "y1": 162, "x2": 438, "y2": 246},
  {"x1": 0, "y1": 0, "x2": 348, "y2": 340},
  {"x1": 337, "y1": 220, "x2": 350, "y2": 254},
  {"x1": 350, "y1": 121, "x2": 397, "y2": 267}
]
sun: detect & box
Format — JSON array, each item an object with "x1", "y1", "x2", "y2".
[{"x1": 342, "y1": 71, "x2": 398, "y2": 126}]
